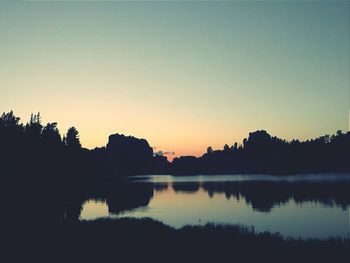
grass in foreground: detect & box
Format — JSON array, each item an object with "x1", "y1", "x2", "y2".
[{"x1": 1, "y1": 217, "x2": 349, "y2": 263}]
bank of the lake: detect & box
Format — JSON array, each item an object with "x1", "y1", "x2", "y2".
[{"x1": 1, "y1": 217, "x2": 349, "y2": 263}]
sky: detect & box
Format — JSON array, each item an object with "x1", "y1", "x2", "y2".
[{"x1": 0, "y1": 1, "x2": 349, "y2": 160}]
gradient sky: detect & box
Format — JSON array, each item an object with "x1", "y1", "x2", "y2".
[{"x1": 0, "y1": 1, "x2": 349, "y2": 160}]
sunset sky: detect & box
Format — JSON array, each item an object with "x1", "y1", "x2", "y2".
[{"x1": 0, "y1": 1, "x2": 349, "y2": 160}]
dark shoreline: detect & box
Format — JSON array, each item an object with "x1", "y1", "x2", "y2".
[{"x1": 1, "y1": 217, "x2": 349, "y2": 262}]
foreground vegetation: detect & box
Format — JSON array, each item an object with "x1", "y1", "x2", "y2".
[{"x1": 1, "y1": 217, "x2": 348, "y2": 262}]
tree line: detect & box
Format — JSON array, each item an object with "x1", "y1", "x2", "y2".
[
  {"x1": 0, "y1": 111, "x2": 84, "y2": 177},
  {"x1": 1, "y1": 110, "x2": 349, "y2": 179},
  {"x1": 172, "y1": 130, "x2": 350, "y2": 174}
]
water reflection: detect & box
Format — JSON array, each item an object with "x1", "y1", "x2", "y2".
[
  {"x1": 79, "y1": 182, "x2": 154, "y2": 215},
  {"x1": 172, "y1": 182, "x2": 200, "y2": 193},
  {"x1": 202, "y1": 181, "x2": 350, "y2": 212},
  {"x1": 80, "y1": 174, "x2": 350, "y2": 238},
  {"x1": 0, "y1": 180, "x2": 154, "y2": 222},
  {"x1": 2, "y1": 173, "x2": 349, "y2": 239},
  {"x1": 80, "y1": 199, "x2": 109, "y2": 220}
]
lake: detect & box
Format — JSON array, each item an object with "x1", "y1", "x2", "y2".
[{"x1": 80, "y1": 174, "x2": 350, "y2": 239}]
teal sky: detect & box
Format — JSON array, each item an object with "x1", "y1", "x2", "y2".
[{"x1": 0, "y1": 1, "x2": 349, "y2": 158}]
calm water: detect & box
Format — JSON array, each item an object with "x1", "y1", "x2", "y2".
[{"x1": 80, "y1": 174, "x2": 350, "y2": 239}]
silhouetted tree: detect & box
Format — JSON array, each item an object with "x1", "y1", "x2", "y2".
[
  {"x1": 25, "y1": 112, "x2": 43, "y2": 141},
  {"x1": 232, "y1": 142, "x2": 238, "y2": 151},
  {"x1": 0, "y1": 111, "x2": 21, "y2": 129},
  {"x1": 0, "y1": 111, "x2": 23, "y2": 145},
  {"x1": 42, "y1": 122, "x2": 61, "y2": 146},
  {"x1": 65, "y1": 127, "x2": 81, "y2": 149}
]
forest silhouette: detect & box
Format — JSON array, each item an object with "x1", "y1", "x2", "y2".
[{"x1": 1, "y1": 110, "x2": 349, "y2": 179}]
